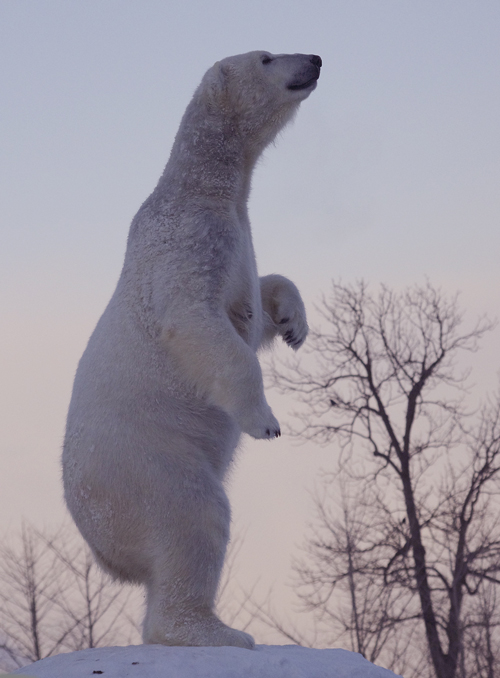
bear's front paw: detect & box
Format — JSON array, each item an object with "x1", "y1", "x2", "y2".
[
  {"x1": 277, "y1": 312, "x2": 308, "y2": 350},
  {"x1": 239, "y1": 405, "x2": 281, "y2": 440},
  {"x1": 260, "y1": 274, "x2": 309, "y2": 350}
]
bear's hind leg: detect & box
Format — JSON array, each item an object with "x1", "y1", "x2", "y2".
[{"x1": 142, "y1": 473, "x2": 254, "y2": 649}]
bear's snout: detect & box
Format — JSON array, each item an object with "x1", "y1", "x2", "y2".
[
  {"x1": 287, "y1": 54, "x2": 322, "y2": 91},
  {"x1": 310, "y1": 55, "x2": 322, "y2": 69}
]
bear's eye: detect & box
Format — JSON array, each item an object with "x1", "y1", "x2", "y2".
[{"x1": 261, "y1": 55, "x2": 272, "y2": 65}]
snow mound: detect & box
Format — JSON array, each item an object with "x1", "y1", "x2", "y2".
[{"x1": 12, "y1": 644, "x2": 401, "y2": 678}]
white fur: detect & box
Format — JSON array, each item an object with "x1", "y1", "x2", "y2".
[{"x1": 62, "y1": 51, "x2": 319, "y2": 649}]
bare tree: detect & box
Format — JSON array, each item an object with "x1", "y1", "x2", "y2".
[
  {"x1": 292, "y1": 479, "x2": 422, "y2": 669},
  {"x1": 0, "y1": 524, "x2": 141, "y2": 671},
  {"x1": 460, "y1": 581, "x2": 500, "y2": 678},
  {"x1": 42, "y1": 530, "x2": 141, "y2": 651},
  {"x1": 270, "y1": 281, "x2": 500, "y2": 678},
  {"x1": 0, "y1": 523, "x2": 69, "y2": 669},
  {"x1": 237, "y1": 475, "x2": 423, "y2": 675}
]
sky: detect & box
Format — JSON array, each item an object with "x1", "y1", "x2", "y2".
[{"x1": 1, "y1": 0, "x2": 500, "y2": 638}]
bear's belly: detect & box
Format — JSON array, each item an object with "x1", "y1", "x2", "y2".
[{"x1": 63, "y1": 301, "x2": 241, "y2": 500}]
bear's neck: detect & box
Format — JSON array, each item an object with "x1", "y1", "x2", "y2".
[{"x1": 156, "y1": 104, "x2": 265, "y2": 208}]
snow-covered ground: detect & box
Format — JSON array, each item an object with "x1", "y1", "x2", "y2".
[{"x1": 11, "y1": 644, "x2": 401, "y2": 677}]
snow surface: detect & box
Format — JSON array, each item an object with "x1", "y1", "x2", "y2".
[{"x1": 11, "y1": 644, "x2": 401, "y2": 678}]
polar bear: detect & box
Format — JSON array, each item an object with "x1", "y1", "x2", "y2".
[{"x1": 62, "y1": 51, "x2": 321, "y2": 649}]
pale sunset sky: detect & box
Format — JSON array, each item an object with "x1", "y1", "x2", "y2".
[{"x1": 1, "y1": 0, "x2": 499, "y2": 624}]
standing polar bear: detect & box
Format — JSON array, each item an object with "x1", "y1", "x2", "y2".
[{"x1": 63, "y1": 51, "x2": 321, "y2": 649}]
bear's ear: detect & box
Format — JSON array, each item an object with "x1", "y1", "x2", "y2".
[
  {"x1": 211, "y1": 61, "x2": 231, "y2": 91},
  {"x1": 202, "y1": 60, "x2": 232, "y2": 110}
]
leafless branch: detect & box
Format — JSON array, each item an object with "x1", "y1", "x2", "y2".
[{"x1": 269, "y1": 280, "x2": 499, "y2": 678}]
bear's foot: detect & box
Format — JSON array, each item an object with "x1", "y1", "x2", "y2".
[{"x1": 144, "y1": 611, "x2": 255, "y2": 649}]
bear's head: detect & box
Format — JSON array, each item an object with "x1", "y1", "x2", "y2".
[{"x1": 200, "y1": 51, "x2": 321, "y2": 152}]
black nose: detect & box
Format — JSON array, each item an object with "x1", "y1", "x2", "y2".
[{"x1": 310, "y1": 55, "x2": 322, "y2": 69}]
